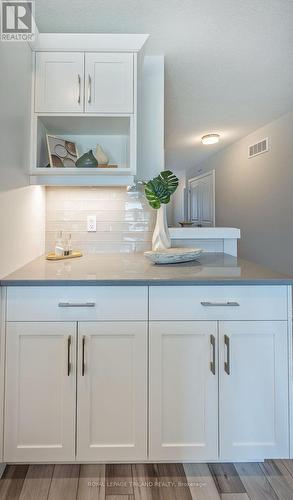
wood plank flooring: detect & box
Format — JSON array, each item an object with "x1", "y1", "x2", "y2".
[{"x1": 1, "y1": 461, "x2": 293, "y2": 500}]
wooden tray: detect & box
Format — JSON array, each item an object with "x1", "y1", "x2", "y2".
[{"x1": 46, "y1": 251, "x2": 83, "y2": 261}]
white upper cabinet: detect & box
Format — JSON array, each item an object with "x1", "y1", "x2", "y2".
[
  {"x1": 35, "y1": 52, "x2": 84, "y2": 113},
  {"x1": 85, "y1": 53, "x2": 134, "y2": 113},
  {"x1": 35, "y1": 52, "x2": 134, "y2": 114}
]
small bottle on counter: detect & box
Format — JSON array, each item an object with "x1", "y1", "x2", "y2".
[
  {"x1": 55, "y1": 231, "x2": 64, "y2": 256},
  {"x1": 64, "y1": 233, "x2": 72, "y2": 256}
]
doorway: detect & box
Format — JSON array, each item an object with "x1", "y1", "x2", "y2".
[{"x1": 187, "y1": 170, "x2": 215, "y2": 227}]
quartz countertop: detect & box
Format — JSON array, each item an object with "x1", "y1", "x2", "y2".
[{"x1": 1, "y1": 253, "x2": 292, "y2": 286}]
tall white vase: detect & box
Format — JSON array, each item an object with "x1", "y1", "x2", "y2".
[{"x1": 152, "y1": 204, "x2": 171, "y2": 251}]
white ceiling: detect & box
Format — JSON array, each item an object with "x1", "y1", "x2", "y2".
[{"x1": 35, "y1": 0, "x2": 293, "y2": 172}]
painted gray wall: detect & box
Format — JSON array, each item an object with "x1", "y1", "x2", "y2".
[
  {"x1": 187, "y1": 110, "x2": 293, "y2": 275},
  {"x1": 0, "y1": 43, "x2": 31, "y2": 190},
  {"x1": 35, "y1": 0, "x2": 293, "y2": 171},
  {"x1": 0, "y1": 42, "x2": 45, "y2": 278}
]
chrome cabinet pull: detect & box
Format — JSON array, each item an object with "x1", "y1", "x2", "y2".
[
  {"x1": 67, "y1": 335, "x2": 71, "y2": 376},
  {"x1": 58, "y1": 302, "x2": 95, "y2": 308},
  {"x1": 88, "y1": 74, "x2": 91, "y2": 103},
  {"x1": 82, "y1": 336, "x2": 86, "y2": 376},
  {"x1": 210, "y1": 334, "x2": 216, "y2": 375},
  {"x1": 224, "y1": 334, "x2": 230, "y2": 375},
  {"x1": 201, "y1": 301, "x2": 240, "y2": 307},
  {"x1": 77, "y1": 74, "x2": 81, "y2": 103}
]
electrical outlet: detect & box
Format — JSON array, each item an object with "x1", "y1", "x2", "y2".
[{"x1": 87, "y1": 215, "x2": 97, "y2": 232}]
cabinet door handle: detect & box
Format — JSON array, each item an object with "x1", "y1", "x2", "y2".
[
  {"x1": 77, "y1": 74, "x2": 81, "y2": 104},
  {"x1": 58, "y1": 302, "x2": 96, "y2": 308},
  {"x1": 224, "y1": 334, "x2": 230, "y2": 375},
  {"x1": 88, "y1": 74, "x2": 91, "y2": 103},
  {"x1": 67, "y1": 335, "x2": 71, "y2": 376},
  {"x1": 210, "y1": 334, "x2": 216, "y2": 375},
  {"x1": 82, "y1": 335, "x2": 86, "y2": 376},
  {"x1": 201, "y1": 301, "x2": 240, "y2": 307}
]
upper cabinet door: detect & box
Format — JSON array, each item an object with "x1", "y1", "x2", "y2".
[
  {"x1": 219, "y1": 321, "x2": 289, "y2": 461},
  {"x1": 4, "y1": 322, "x2": 76, "y2": 462},
  {"x1": 35, "y1": 52, "x2": 84, "y2": 113},
  {"x1": 85, "y1": 53, "x2": 134, "y2": 113}
]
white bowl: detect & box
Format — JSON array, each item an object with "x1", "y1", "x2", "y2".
[{"x1": 144, "y1": 247, "x2": 203, "y2": 264}]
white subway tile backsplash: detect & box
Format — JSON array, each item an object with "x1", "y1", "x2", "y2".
[{"x1": 45, "y1": 187, "x2": 155, "y2": 254}]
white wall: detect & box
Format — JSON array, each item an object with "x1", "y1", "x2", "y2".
[
  {"x1": 187, "y1": 110, "x2": 293, "y2": 275},
  {"x1": 0, "y1": 42, "x2": 45, "y2": 278},
  {"x1": 138, "y1": 55, "x2": 165, "y2": 180},
  {"x1": 167, "y1": 171, "x2": 186, "y2": 226}
]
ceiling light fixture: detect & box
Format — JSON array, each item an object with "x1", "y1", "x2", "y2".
[{"x1": 201, "y1": 133, "x2": 220, "y2": 145}]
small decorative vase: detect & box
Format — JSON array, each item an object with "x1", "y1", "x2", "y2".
[
  {"x1": 94, "y1": 144, "x2": 109, "y2": 165},
  {"x1": 76, "y1": 150, "x2": 98, "y2": 168},
  {"x1": 152, "y1": 204, "x2": 171, "y2": 251}
]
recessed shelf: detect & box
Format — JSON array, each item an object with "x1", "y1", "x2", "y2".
[{"x1": 32, "y1": 115, "x2": 135, "y2": 180}]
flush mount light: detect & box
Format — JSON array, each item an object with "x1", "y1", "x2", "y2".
[{"x1": 201, "y1": 134, "x2": 220, "y2": 145}]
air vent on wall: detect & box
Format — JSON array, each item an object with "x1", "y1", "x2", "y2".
[{"x1": 248, "y1": 138, "x2": 269, "y2": 158}]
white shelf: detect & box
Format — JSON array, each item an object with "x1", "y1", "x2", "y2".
[{"x1": 30, "y1": 174, "x2": 134, "y2": 187}]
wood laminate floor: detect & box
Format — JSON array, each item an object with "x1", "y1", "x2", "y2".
[{"x1": 1, "y1": 461, "x2": 293, "y2": 500}]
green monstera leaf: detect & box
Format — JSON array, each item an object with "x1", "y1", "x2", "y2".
[{"x1": 144, "y1": 170, "x2": 179, "y2": 209}]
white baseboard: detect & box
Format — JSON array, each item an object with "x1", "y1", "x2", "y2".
[{"x1": 0, "y1": 463, "x2": 6, "y2": 478}]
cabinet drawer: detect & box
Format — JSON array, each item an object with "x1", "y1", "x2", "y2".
[
  {"x1": 149, "y1": 286, "x2": 288, "y2": 321},
  {"x1": 7, "y1": 286, "x2": 147, "y2": 321}
]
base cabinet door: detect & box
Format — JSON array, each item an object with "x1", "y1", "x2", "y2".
[
  {"x1": 149, "y1": 321, "x2": 218, "y2": 461},
  {"x1": 219, "y1": 321, "x2": 289, "y2": 460},
  {"x1": 77, "y1": 322, "x2": 147, "y2": 461},
  {"x1": 4, "y1": 322, "x2": 76, "y2": 462}
]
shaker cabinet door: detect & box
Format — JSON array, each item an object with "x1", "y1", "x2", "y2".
[
  {"x1": 4, "y1": 322, "x2": 76, "y2": 462},
  {"x1": 35, "y1": 52, "x2": 84, "y2": 112},
  {"x1": 149, "y1": 321, "x2": 219, "y2": 461},
  {"x1": 85, "y1": 53, "x2": 133, "y2": 113},
  {"x1": 77, "y1": 321, "x2": 147, "y2": 461},
  {"x1": 219, "y1": 321, "x2": 289, "y2": 460}
]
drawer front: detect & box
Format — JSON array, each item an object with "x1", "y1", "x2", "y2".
[
  {"x1": 7, "y1": 286, "x2": 148, "y2": 321},
  {"x1": 149, "y1": 286, "x2": 288, "y2": 321}
]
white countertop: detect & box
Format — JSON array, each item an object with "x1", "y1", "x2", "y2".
[{"x1": 169, "y1": 227, "x2": 241, "y2": 239}]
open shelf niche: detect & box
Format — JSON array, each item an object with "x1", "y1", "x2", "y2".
[{"x1": 31, "y1": 115, "x2": 135, "y2": 182}]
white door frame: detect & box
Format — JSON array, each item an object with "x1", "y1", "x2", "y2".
[{"x1": 187, "y1": 169, "x2": 215, "y2": 226}]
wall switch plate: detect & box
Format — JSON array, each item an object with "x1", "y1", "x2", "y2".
[{"x1": 87, "y1": 215, "x2": 97, "y2": 232}]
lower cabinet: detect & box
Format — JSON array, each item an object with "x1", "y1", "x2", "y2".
[
  {"x1": 77, "y1": 322, "x2": 147, "y2": 461},
  {"x1": 149, "y1": 321, "x2": 219, "y2": 461},
  {"x1": 219, "y1": 321, "x2": 289, "y2": 460},
  {"x1": 4, "y1": 321, "x2": 147, "y2": 462},
  {"x1": 5, "y1": 322, "x2": 77, "y2": 462},
  {"x1": 149, "y1": 320, "x2": 289, "y2": 462},
  {"x1": 4, "y1": 317, "x2": 290, "y2": 462}
]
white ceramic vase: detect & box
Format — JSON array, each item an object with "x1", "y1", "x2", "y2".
[
  {"x1": 94, "y1": 144, "x2": 109, "y2": 165},
  {"x1": 152, "y1": 204, "x2": 171, "y2": 251}
]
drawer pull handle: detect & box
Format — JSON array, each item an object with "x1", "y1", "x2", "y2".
[
  {"x1": 88, "y1": 74, "x2": 92, "y2": 103},
  {"x1": 58, "y1": 302, "x2": 96, "y2": 308},
  {"x1": 82, "y1": 336, "x2": 86, "y2": 376},
  {"x1": 210, "y1": 334, "x2": 216, "y2": 375},
  {"x1": 77, "y1": 73, "x2": 81, "y2": 104},
  {"x1": 201, "y1": 301, "x2": 240, "y2": 307},
  {"x1": 224, "y1": 334, "x2": 231, "y2": 375},
  {"x1": 67, "y1": 335, "x2": 71, "y2": 376}
]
